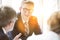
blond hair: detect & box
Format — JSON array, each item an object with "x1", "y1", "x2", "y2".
[
  {"x1": 48, "y1": 11, "x2": 60, "y2": 34},
  {"x1": 21, "y1": 1, "x2": 34, "y2": 7}
]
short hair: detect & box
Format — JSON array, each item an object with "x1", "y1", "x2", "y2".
[
  {"x1": 0, "y1": 6, "x2": 16, "y2": 28},
  {"x1": 21, "y1": 1, "x2": 34, "y2": 7},
  {"x1": 48, "y1": 11, "x2": 60, "y2": 34}
]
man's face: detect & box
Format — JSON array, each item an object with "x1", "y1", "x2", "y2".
[{"x1": 21, "y1": 4, "x2": 34, "y2": 17}]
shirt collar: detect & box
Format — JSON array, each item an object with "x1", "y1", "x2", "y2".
[
  {"x1": 21, "y1": 15, "x2": 28, "y2": 23},
  {"x1": 2, "y1": 27, "x2": 7, "y2": 34}
]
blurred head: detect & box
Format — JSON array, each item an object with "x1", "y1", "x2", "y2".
[
  {"x1": 20, "y1": 1, "x2": 34, "y2": 17},
  {"x1": 48, "y1": 11, "x2": 60, "y2": 34},
  {"x1": 0, "y1": 6, "x2": 17, "y2": 31}
]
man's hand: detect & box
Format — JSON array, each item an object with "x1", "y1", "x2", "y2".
[{"x1": 13, "y1": 33, "x2": 22, "y2": 40}]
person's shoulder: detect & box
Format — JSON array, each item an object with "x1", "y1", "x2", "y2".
[
  {"x1": 49, "y1": 31, "x2": 58, "y2": 36},
  {"x1": 30, "y1": 16, "x2": 37, "y2": 18},
  {"x1": 0, "y1": 29, "x2": 4, "y2": 35},
  {"x1": 30, "y1": 16, "x2": 37, "y2": 20},
  {"x1": 47, "y1": 31, "x2": 59, "y2": 40},
  {"x1": 0, "y1": 29, "x2": 5, "y2": 37}
]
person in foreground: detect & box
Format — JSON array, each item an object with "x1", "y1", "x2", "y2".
[
  {"x1": 47, "y1": 11, "x2": 60, "y2": 40},
  {"x1": 0, "y1": 6, "x2": 21, "y2": 40}
]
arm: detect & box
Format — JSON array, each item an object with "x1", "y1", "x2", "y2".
[{"x1": 33, "y1": 17, "x2": 42, "y2": 35}]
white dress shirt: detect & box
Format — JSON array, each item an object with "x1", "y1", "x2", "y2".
[
  {"x1": 21, "y1": 16, "x2": 29, "y2": 35},
  {"x1": 27, "y1": 31, "x2": 60, "y2": 40}
]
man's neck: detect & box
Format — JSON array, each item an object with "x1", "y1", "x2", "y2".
[{"x1": 21, "y1": 14, "x2": 29, "y2": 22}]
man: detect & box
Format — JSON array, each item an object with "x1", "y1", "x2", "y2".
[
  {"x1": 0, "y1": 6, "x2": 21, "y2": 40},
  {"x1": 12, "y1": 1, "x2": 42, "y2": 40}
]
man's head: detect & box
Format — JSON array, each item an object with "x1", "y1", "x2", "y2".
[
  {"x1": 48, "y1": 11, "x2": 60, "y2": 34},
  {"x1": 20, "y1": 1, "x2": 34, "y2": 17},
  {"x1": 0, "y1": 6, "x2": 17, "y2": 31}
]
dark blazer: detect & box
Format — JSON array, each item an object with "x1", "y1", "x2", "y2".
[
  {"x1": 0, "y1": 28, "x2": 9, "y2": 40},
  {"x1": 0, "y1": 28, "x2": 13, "y2": 40},
  {"x1": 12, "y1": 13, "x2": 42, "y2": 40}
]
